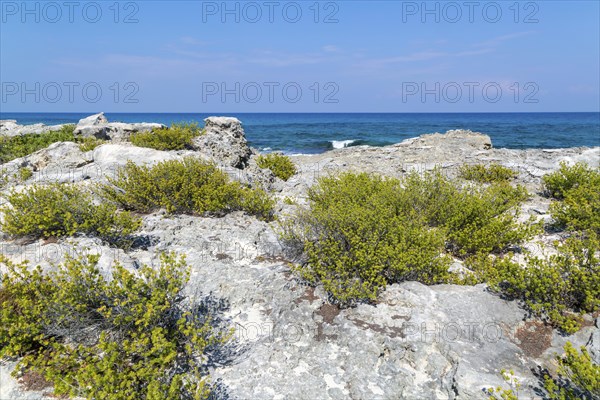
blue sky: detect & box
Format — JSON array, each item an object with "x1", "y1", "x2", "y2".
[{"x1": 1, "y1": 0, "x2": 599, "y2": 112}]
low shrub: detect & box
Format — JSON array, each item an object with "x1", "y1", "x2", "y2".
[
  {"x1": 487, "y1": 343, "x2": 599, "y2": 400},
  {"x1": 0, "y1": 125, "x2": 108, "y2": 163},
  {"x1": 77, "y1": 136, "x2": 106, "y2": 152},
  {"x1": 0, "y1": 252, "x2": 227, "y2": 400},
  {"x1": 544, "y1": 342, "x2": 600, "y2": 400},
  {"x1": 550, "y1": 184, "x2": 600, "y2": 234},
  {"x1": 17, "y1": 167, "x2": 33, "y2": 182},
  {"x1": 400, "y1": 171, "x2": 535, "y2": 257},
  {"x1": 443, "y1": 183, "x2": 536, "y2": 256},
  {"x1": 102, "y1": 157, "x2": 274, "y2": 220},
  {"x1": 256, "y1": 153, "x2": 297, "y2": 181},
  {"x1": 459, "y1": 163, "x2": 517, "y2": 183},
  {"x1": 486, "y1": 369, "x2": 522, "y2": 400},
  {"x1": 282, "y1": 172, "x2": 452, "y2": 304},
  {"x1": 130, "y1": 122, "x2": 201, "y2": 151},
  {"x1": 282, "y1": 171, "x2": 540, "y2": 303},
  {"x1": 544, "y1": 163, "x2": 600, "y2": 234},
  {"x1": 1, "y1": 183, "x2": 141, "y2": 246},
  {"x1": 0, "y1": 167, "x2": 33, "y2": 187},
  {"x1": 471, "y1": 232, "x2": 600, "y2": 333},
  {"x1": 543, "y1": 162, "x2": 600, "y2": 200}
]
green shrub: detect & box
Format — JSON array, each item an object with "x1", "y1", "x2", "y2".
[
  {"x1": 17, "y1": 167, "x2": 33, "y2": 182},
  {"x1": 281, "y1": 172, "x2": 452, "y2": 304},
  {"x1": 130, "y1": 123, "x2": 201, "y2": 151},
  {"x1": 77, "y1": 136, "x2": 106, "y2": 152},
  {"x1": 543, "y1": 162, "x2": 600, "y2": 200},
  {"x1": 550, "y1": 185, "x2": 600, "y2": 234},
  {"x1": 443, "y1": 183, "x2": 536, "y2": 256},
  {"x1": 256, "y1": 153, "x2": 297, "y2": 181},
  {"x1": 544, "y1": 163, "x2": 600, "y2": 234},
  {"x1": 459, "y1": 163, "x2": 517, "y2": 183},
  {"x1": 400, "y1": 170, "x2": 535, "y2": 256},
  {"x1": 544, "y1": 342, "x2": 600, "y2": 400},
  {"x1": 1, "y1": 183, "x2": 141, "y2": 246},
  {"x1": 471, "y1": 233, "x2": 600, "y2": 333},
  {"x1": 0, "y1": 252, "x2": 227, "y2": 400},
  {"x1": 486, "y1": 369, "x2": 522, "y2": 400},
  {"x1": 282, "y1": 170, "x2": 537, "y2": 303},
  {"x1": 102, "y1": 157, "x2": 274, "y2": 221},
  {"x1": 0, "y1": 125, "x2": 109, "y2": 163}
]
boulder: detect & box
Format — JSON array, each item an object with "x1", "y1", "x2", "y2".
[
  {"x1": 193, "y1": 117, "x2": 252, "y2": 168},
  {"x1": 92, "y1": 143, "x2": 180, "y2": 168},
  {"x1": 104, "y1": 122, "x2": 166, "y2": 142},
  {"x1": 405, "y1": 129, "x2": 493, "y2": 151},
  {"x1": 0, "y1": 119, "x2": 20, "y2": 132},
  {"x1": 0, "y1": 120, "x2": 67, "y2": 138},
  {"x1": 26, "y1": 142, "x2": 91, "y2": 171},
  {"x1": 73, "y1": 113, "x2": 166, "y2": 141}
]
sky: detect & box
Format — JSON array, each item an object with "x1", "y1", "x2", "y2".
[{"x1": 1, "y1": 0, "x2": 599, "y2": 112}]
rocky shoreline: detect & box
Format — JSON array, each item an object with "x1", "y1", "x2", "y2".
[{"x1": 1, "y1": 114, "x2": 599, "y2": 399}]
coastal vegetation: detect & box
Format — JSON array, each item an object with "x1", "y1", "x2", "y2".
[
  {"x1": 459, "y1": 163, "x2": 517, "y2": 183},
  {"x1": 0, "y1": 125, "x2": 105, "y2": 163},
  {"x1": 0, "y1": 252, "x2": 225, "y2": 400},
  {"x1": 256, "y1": 153, "x2": 297, "y2": 181},
  {"x1": 282, "y1": 165, "x2": 599, "y2": 333},
  {"x1": 488, "y1": 343, "x2": 600, "y2": 400},
  {"x1": 130, "y1": 122, "x2": 202, "y2": 151},
  {"x1": 469, "y1": 232, "x2": 599, "y2": 333},
  {"x1": 543, "y1": 342, "x2": 600, "y2": 400},
  {"x1": 1, "y1": 183, "x2": 141, "y2": 247},
  {"x1": 543, "y1": 162, "x2": 600, "y2": 234},
  {"x1": 281, "y1": 170, "x2": 538, "y2": 304},
  {"x1": 102, "y1": 157, "x2": 274, "y2": 221}
]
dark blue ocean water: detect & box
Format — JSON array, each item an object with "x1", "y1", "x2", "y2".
[{"x1": 1, "y1": 113, "x2": 598, "y2": 154}]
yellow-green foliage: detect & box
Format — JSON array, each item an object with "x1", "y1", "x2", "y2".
[
  {"x1": 472, "y1": 233, "x2": 600, "y2": 333},
  {"x1": 282, "y1": 170, "x2": 535, "y2": 304},
  {"x1": 256, "y1": 153, "x2": 297, "y2": 181},
  {"x1": 460, "y1": 163, "x2": 517, "y2": 183},
  {"x1": 102, "y1": 157, "x2": 274, "y2": 220},
  {"x1": 0, "y1": 253, "x2": 226, "y2": 400},
  {"x1": 17, "y1": 167, "x2": 33, "y2": 182},
  {"x1": 544, "y1": 163, "x2": 600, "y2": 234},
  {"x1": 0, "y1": 125, "x2": 108, "y2": 163},
  {"x1": 282, "y1": 172, "x2": 451, "y2": 304},
  {"x1": 1, "y1": 183, "x2": 141, "y2": 246},
  {"x1": 544, "y1": 342, "x2": 600, "y2": 400},
  {"x1": 77, "y1": 136, "x2": 106, "y2": 152},
  {"x1": 543, "y1": 162, "x2": 599, "y2": 200},
  {"x1": 487, "y1": 369, "x2": 522, "y2": 400},
  {"x1": 130, "y1": 122, "x2": 201, "y2": 151},
  {"x1": 401, "y1": 171, "x2": 535, "y2": 257}
]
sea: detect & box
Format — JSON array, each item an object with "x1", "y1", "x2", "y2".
[{"x1": 1, "y1": 112, "x2": 599, "y2": 155}]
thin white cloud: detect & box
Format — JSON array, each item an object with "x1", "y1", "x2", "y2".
[
  {"x1": 179, "y1": 36, "x2": 207, "y2": 46},
  {"x1": 474, "y1": 31, "x2": 536, "y2": 48},
  {"x1": 357, "y1": 48, "x2": 492, "y2": 69},
  {"x1": 322, "y1": 45, "x2": 341, "y2": 53}
]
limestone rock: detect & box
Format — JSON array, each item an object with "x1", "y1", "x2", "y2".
[
  {"x1": 193, "y1": 117, "x2": 252, "y2": 168},
  {"x1": 73, "y1": 113, "x2": 166, "y2": 141},
  {"x1": 0, "y1": 119, "x2": 20, "y2": 132},
  {"x1": 0, "y1": 120, "x2": 66, "y2": 137}
]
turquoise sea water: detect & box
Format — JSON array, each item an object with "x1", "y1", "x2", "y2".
[{"x1": 1, "y1": 113, "x2": 598, "y2": 154}]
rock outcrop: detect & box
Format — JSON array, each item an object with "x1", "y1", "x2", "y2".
[
  {"x1": 0, "y1": 117, "x2": 598, "y2": 400},
  {"x1": 73, "y1": 112, "x2": 166, "y2": 141},
  {"x1": 0, "y1": 120, "x2": 66, "y2": 137},
  {"x1": 193, "y1": 117, "x2": 252, "y2": 168}
]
